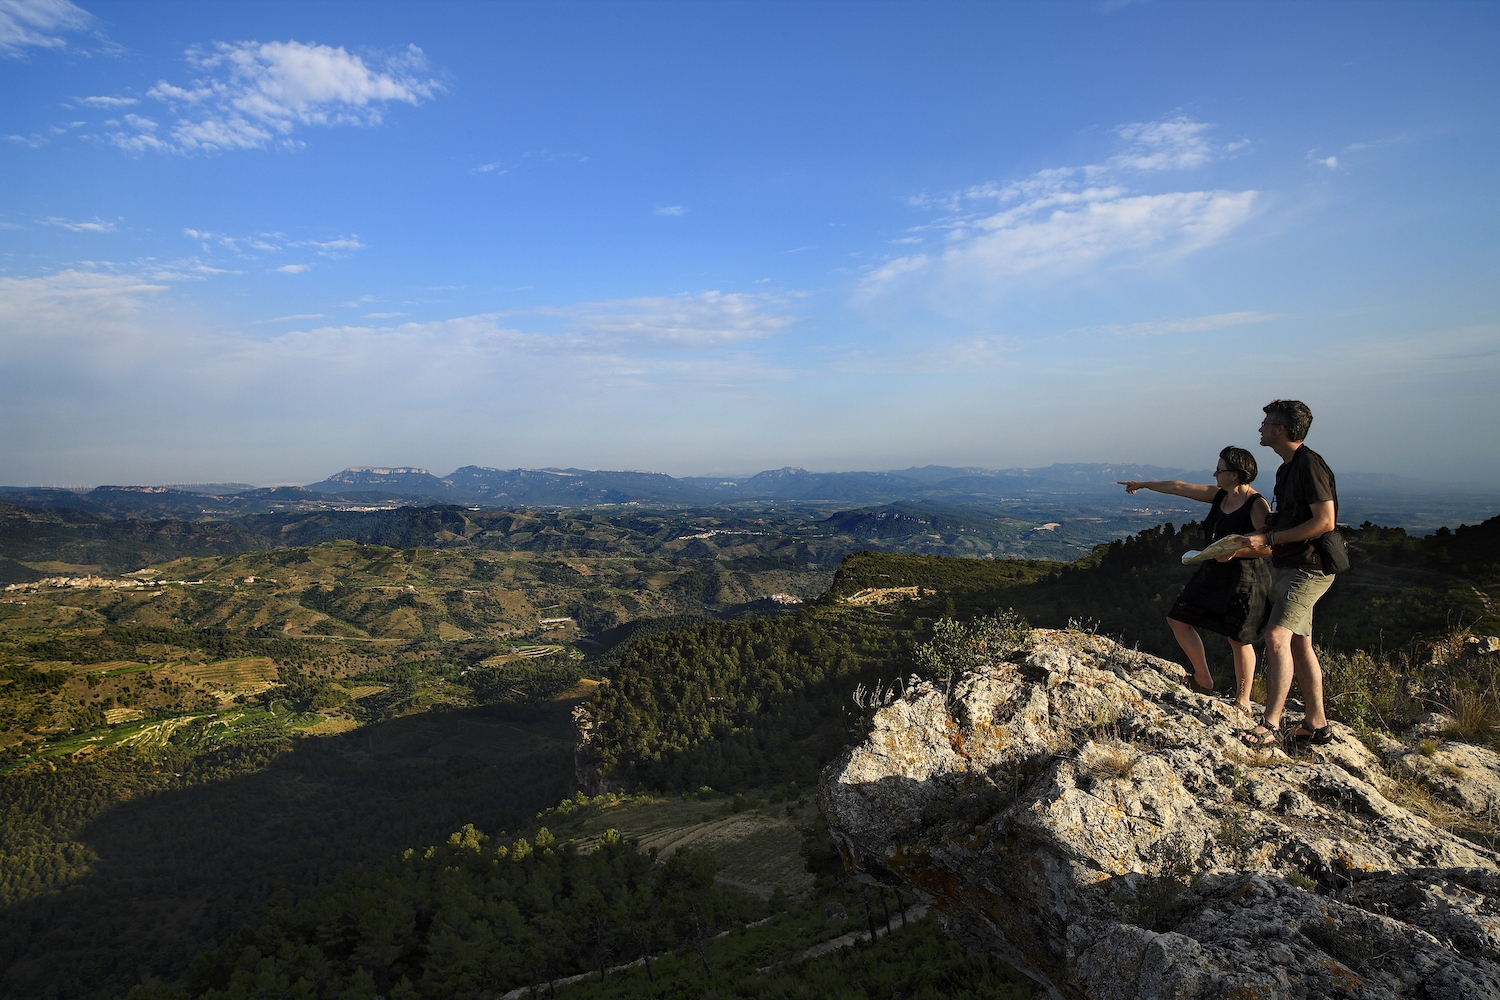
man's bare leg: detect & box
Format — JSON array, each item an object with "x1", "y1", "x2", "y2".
[
  {"x1": 1227, "y1": 638, "x2": 1256, "y2": 714},
  {"x1": 1260, "y1": 625, "x2": 1296, "y2": 729},
  {"x1": 1168, "y1": 618, "x2": 1215, "y2": 690},
  {"x1": 1288, "y1": 633, "x2": 1328, "y2": 733}
]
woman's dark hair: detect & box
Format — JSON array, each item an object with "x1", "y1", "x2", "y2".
[{"x1": 1219, "y1": 446, "x2": 1258, "y2": 485}]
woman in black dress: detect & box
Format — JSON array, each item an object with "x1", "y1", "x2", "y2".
[{"x1": 1119, "y1": 446, "x2": 1272, "y2": 717}]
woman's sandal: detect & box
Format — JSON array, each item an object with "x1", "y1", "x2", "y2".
[
  {"x1": 1238, "y1": 715, "x2": 1281, "y2": 748},
  {"x1": 1187, "y1": 676, "x2": 1215, "y2": 695},
  {"x1": 1289, "y1": 720, "x2": 1336, "y2": 745}
]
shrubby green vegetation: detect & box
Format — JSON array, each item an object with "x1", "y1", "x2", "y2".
[
  {"x1": 1, "y1": 505, "x2": 1494, "y2": 1000},
  {"x1": 130, "y1": 830, "x2": 758, "y2": 1000},
  {"x1": 580, "y1": 517, "x2": 1500, "y2": 795},
  {"x1": 590, "y1": 616, "x2": 913, "y2": 791},
  {"x1": 0, "y1": 703, "x2": 579, "y2": 1000},
  {"x1": 124, "y1": 810, "x2": 1030, "y2": 1000}
]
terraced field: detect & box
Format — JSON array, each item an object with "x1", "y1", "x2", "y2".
[{"x1": 542, "y1": 793, "x2": 818, "y2": 898}]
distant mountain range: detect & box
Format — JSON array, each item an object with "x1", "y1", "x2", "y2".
[
  {"x1": 300, "y1": 462, "x2": 1228, "y2": 507},
  {"x1": 0, "y1": 463, "x2": 1485, "y2": 530},
  {"x1": 301, "y1": 463, "x2": 1448, "y2": 505}
]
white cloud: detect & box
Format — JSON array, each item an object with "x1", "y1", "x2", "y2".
[
  {"x1": 47, "y1": 216, "x2": 116, "y2": 232},
  {"x1": 1316, "y1": 155, "x2": 1338, "y2": 169},
  {"x1": 1105, "y1": 116, "x2": 1215, "y2": 172},
  {"x1": 114, "y1": 40, "x2": 440, "y2": 153},
  {"x1": 299, "y1": 236, "x2": 363, "y2": 256},
  {"x1": 249, "y1": 313, "x2": 324, "y2": 324},
  {"x1": 363, "y1": 311, "x2": 406, "y2": 319},
  {"x1": 1094, "y1": 310, "x2": 1280, "y2": 337},
  {"x1": 175, "y1": 228, "x2": 362, "y2": 276},
  {"x1": 536, "y1": 291, "x2": 795, "y2": 350},
  {"x1": 0, "y1": 270, "x2": 165, "y2": 357},
  {"x1": 77, "y1": 94, "x2": 137, "y2": 107},
  {"x1": 147, "y1": 261, "x2": 239, "y2": 280},
  {"x1": 654, "y1": 205, "x2": 687, "y2": 216},
  {"x1": 864, "y1": 116, "x2": 1258, "y2": 298},
  {"x1": 0, "y1": 0, "x2": 91, "y2": 57}
]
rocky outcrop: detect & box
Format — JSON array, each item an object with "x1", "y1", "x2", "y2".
[
  {"x1": 819, "y1": 629, "x2": 1500, "y2": 999},
  {"x1": 573, "y1": 702, "x2": 630, "y2": 796}
]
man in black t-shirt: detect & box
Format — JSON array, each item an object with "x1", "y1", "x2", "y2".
[{"x1": 1237, "y1": 400, "x2": 1338, "y2": 747}]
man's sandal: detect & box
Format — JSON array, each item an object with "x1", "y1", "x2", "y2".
[
  {"x1": 1187, "y1": 676, "x2": 1215, "y2": 695},
  {"x1": 1289, "y1": 720, "x2": 1336, "y2": 745},
  {"x1": 1239, "y1": 715, "x2": 1281, "y2": 749}
]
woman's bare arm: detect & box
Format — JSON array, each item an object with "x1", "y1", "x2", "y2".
[{"x1": 1118, "y1": 479, "x2": 1219, "y2": 503}]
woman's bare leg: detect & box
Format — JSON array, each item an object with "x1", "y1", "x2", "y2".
[
  {"x1": 1227, "y1": 638, "x2": 1256, "y2": 714},
  {"x1": 1168, "y1": 617, "x2": 1214, "y2": 689}
]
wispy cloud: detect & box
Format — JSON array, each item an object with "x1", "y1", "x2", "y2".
[
  {"x1": 47, "y1": 216, "x2": 116, "y2": 232},
  {"x1": 363, "y1": 311, "x2": 407, "y2": 319},
  {"x1": 303, "y1": 236, "x2": 363, "y2": 257},
  {"x1": 76, "y1": 94, "x2": 137, "y2": 107},
  {"x1": 177, "y1": 227, "x2": 363, "y2": 276},
  {"x1": 533, "y1": 291, "x2": 795, "y2": 351},
  {"x1": 109, "y1": 40, "x2": 440, "y2": 153},
  {"x1": 1094, "y1": 310, "x2": 1280, "y2": 337},
  {"x1": 866, "y1": 115, "x2": 1258, "y2": 298},
  {"x1": 250, "y1": 313, "x2": 324, "y2": 325},
  {"x1": 1311, "y1": 153, "x2": 1338, "y2": 169},
  {"x1": 1104, "y1": 116, "x2": 1215, "y2": 172},
  {"x1": 0, "y1": 270, "x2": 166, "y2": 348},
  {"x1": 0, "y1": 0, "x2": 92, "y2": 57},
  {"x1": 654, "y1": 205, "x2": 687, "y2": 216},
  {"x1": 146, "y1": 260, "x2": 240, "y2": 280}
]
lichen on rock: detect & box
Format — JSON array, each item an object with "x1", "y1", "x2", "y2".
[{"x1": 819, "y1": 628, "x2": 1500, "y2": 999}]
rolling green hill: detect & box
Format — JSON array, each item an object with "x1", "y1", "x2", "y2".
[{"x1": 0, "y1": 511, "x2": 1495, "y2": 1000}]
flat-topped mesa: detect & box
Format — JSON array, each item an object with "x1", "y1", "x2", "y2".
[{"x1": 818, "y1": 628, "x2": 1500, "y2": 1000}]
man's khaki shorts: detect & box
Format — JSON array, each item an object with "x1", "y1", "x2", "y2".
[{"x1": 1268, "y1": 568, "x2": 1335, "y2": 637}]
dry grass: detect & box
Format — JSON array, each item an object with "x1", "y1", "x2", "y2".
[
  {"x1": 1082, "y1": 740, "x2": 1137, "y2": 781},
  {"x1": 841, "y1": 586, "x2": 922, "y2": 606},
  {"x1": 1379, "y1": 773, "x2": 1500, "y2": 850},
  {"x1": 1444, "y1": 689, "x2": 1500, "y2": 743},
  {"x1": 1318, "y1": 628, "x2": 1500, "y2": 742}
]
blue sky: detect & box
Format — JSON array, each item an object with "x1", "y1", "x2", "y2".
[{"x1": 2, "y1": 0, "x2": 1497, "y2": 487}]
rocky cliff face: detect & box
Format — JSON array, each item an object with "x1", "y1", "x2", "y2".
[{"x1": 819, "y1": 629, "x2": 1500, "y2": 999}]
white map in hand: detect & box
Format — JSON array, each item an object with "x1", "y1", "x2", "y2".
[{"x1": 1181, "y1": 534, "x2": 1247, "y2": 565}]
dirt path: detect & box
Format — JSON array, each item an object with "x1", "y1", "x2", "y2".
[{"x1": 771, "y1": 902, "x2": 931, "y2": 967}]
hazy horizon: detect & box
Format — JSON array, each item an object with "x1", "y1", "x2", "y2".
[
  {"x1": 4, "y1": 459, "x2": 1497, "y2": 494},
  {"x1": 3, "y1": 1, "x2": 1497, "y2": 488}
]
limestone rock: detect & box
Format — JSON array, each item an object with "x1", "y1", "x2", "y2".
[
  {"x1": 1386, "y1": 741, "x2": 1500, "y2": 816},
  {"x1": 819, "y1": 629, "x2": 1500, "y2": 999}
]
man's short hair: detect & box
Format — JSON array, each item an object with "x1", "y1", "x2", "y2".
[
  {"x1": 1263, "y1": 399, "x2": 1313, "y2": 442},
  {"x1": 1219, "y1": 446, "x2": 1258, "y2": 485}
]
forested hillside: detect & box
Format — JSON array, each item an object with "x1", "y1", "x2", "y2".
[
  {"x1": 0, "y1": 508, "x2": 1494, "y2": 1000},
  {"x1": 580, "y1": 516, "x2": 1500, "y2": 795}
]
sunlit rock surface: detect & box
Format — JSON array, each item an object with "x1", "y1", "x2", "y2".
[{"x1": 819, "y1": 629, "x2": 1500, "y2": 999}]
